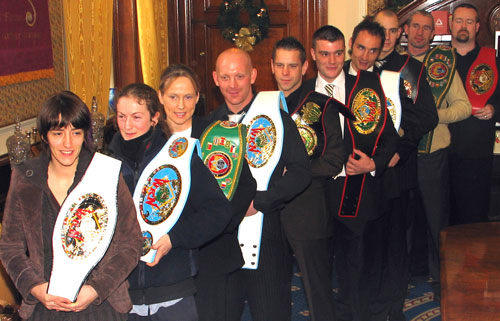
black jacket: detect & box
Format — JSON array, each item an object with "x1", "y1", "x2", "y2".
[
  {"x1": 280, "y1": 85, "x2": 345, "y2": 240},
  {"x1": 449, "y1": 45, "x2": 500, "y2": 159},
  {"x1": 372, "y1": 51, "x2": 439, "y2": 194},
  {"x1": 108, "y1": 127, "x2": 232, "y2": 304}
]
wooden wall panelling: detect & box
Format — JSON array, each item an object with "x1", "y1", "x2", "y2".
[
  {"x1": 168, "y1": 0, "x2": 327, "y2": 114},
  {"x1": 113, "y1": 0, "x2": 142, "y2": 90}
]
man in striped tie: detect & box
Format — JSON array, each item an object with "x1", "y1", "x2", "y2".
[{"x1": 302, "y1": 25, "x2": 399, "y2": 321}]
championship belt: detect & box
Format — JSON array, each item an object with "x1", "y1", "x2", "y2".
[
  {"x1": 398, "y1": 54, "x2": 424, "y2": 103},
  {"x1": 239, "y1": 91, "x2": 287, "y2": 269},
  {"x1": 418, "y1": 46, "x2": 456, "y2": 153},
  {"x1": 133, "y1": 135, "x2": 200, "y2": 263},
  {"x1": 339, "y1": 71, "x2": 387, "y2": 218},
  {"x1": 48, "y1": 153, "x2": 121, "y2": 301},
  {"x1": 291, "y1": 91, "x2": 354, "y2": 158},
  {"x1": 465, "y1": 47, "x2": 498, "y2": 114},
  {"x1": 380, "y1": 70, "x2": 402, "y2": 131},
  {"x1": 200, "y1": 120, "x2": 247, "y2": 200}
]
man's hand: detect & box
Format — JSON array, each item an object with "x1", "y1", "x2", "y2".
[
  {"x1": 245, "y1": 200, "x2": 258, "y2": 217},
  {"x1": 388, "y1": 153, "x2": 400, "y2": 168},
  {"x1": 346, "y1": 149, "x2": 375, "y2": 175},
  {"x1": 474, "y1": 104, "x2": 494, "y2": 120},
  {"x1": 30, "y1": 283, "x2": 72, "y2": 312},
  {"x1": 147, "y1": 234, "x2": 173, "y2": 267}
]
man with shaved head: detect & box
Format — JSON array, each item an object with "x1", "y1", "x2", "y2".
[
  {"x1": 372, "y1": 9, "x2": 438, "y2": 320},
  {"x1": 209, "y1": 47, "x2": 311, "y2": 321}
]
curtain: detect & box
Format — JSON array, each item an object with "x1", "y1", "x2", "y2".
[
  {"x1": 63, "y1": 0, "x2": 113, "y2": 116},
  {"x1": 137, "y1": 0, "x2": 168, "y2": 90}
]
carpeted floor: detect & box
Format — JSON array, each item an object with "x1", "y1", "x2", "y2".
[{"x1": 241, "y1": 265, "x2": 441, "y2": 321}]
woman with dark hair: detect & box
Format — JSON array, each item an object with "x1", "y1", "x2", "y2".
[
  {"x1": 0, "y1": 91, "x2": 142, "y2": 320},
  {"x1": 158, "y1": 64, "x2": 256, "y2": 321},
  {"x1": 108, "y1": 82, "x2": 232, "y2": 321}
]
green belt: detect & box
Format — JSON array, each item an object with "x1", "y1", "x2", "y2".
[
  {"x1": 418, "y1": 46, "x2": 456, "y2": 153},
  {"x1": 200, "y1": 120, "x2": 247, "y2": 200}
]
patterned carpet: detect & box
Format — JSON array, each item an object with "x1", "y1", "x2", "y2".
[{"x1": 241, "y1": 266, "x2": 441, "y2": 321}]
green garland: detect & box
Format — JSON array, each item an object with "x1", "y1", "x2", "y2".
[{"x1": 217, "y1": 0, "x2": 270, "y2": 51}]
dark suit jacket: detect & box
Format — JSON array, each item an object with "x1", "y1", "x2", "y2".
[
  {"x1": 372, "y1": 52, "x2": 438, "y2": 196},
  {"x1": 280, "y1": 84, "x2": 345, "y2": 240}
]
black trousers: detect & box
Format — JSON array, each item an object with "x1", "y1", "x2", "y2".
[
  {"x1": 449, "y1": 155, "x2": 492, "y2": 225},
  {"x1": 194, "y1": 273, "x2": 232, "y2": 321},
  {"x1": 334, "y1": 214, "x2": 386, "y2": 321},
  {"x1": 416, "y1": 148, "x2": 450, "y2": 291},
  {"x1": 378, "y1": 191, "x2": 411, "y2": 321},
  {"x1": 286, "y1": 236, "x2": 335, "y2": 321},
  {"x1": 225, "y1": 214, "x2": 291, "y2": 321}
]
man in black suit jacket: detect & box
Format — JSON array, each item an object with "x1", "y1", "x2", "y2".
[
  {"x1": 209, "y1": 47, "x2": 311, "y2": 321},
  {"x1": 304, "y1": 25, "x2": 399, "y2": 321},
  {"x1": 272, "y1": 36, "x2": 344, "y2": 321}
]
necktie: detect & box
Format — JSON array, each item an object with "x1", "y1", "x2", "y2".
[
  {"x1": 325, "y1": 84, "x2": 335, "y2": 98},
  {"x1": 375, "y1": 59, "x2": 387, "y2": 69}
]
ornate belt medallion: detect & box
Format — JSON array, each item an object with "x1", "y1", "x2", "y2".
[
  {"x1": 139, "y1": 164, "x2": 182, "y2": 225},
  {"x1": 470, "y1": 63, "x2": 494, "y2": 95},
  {"x1": 352, "y1": 88, "x2": 382, "y2": 135},
  {"x1": 61, "y1": 193, "x2": 108, "y2": 260},
  {"x1": 246, "y1": 115, "x2": 277, "y2": 168},
  {"x1": 169, "y1": 137, "x2": 188, "y2": 158}
]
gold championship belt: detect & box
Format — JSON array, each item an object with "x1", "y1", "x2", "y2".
[
  {"x1": 48, "y1": 153, "x2": 121, "y2": 301},
  {"x1": 339, "y1": 71, "x2": 387, "y2": 218},
  {"x1": 419, "y1": 46, "x2": 456, "y2": 153},
  {"x1": 200, "y1": 120, "x2": 247, "y2": 200},
  {"x1": 291, "y1": 91, "x2": 355, "y2": 158},
  {"x1": 465, "y1": 47, "x2": 498, "y2": 114},
  {"x1": 133, "y1": 135, "x2": 200, "y2": 263},
  {"x1": 239, "y1": 91, "x2": 287, "y2": 269}
]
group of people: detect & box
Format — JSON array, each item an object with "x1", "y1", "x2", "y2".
[{"x1": 0, "y1": 3, "x2": 498, "y2": 321}]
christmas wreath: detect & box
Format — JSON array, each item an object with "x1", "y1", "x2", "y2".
[{"x1": 217, "y1": 0, "x2": 270, "y2": 51}]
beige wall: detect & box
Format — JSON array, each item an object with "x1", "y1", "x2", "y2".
[{"x1": 328, "y1": 0, "x2": 367, "y2": 57}]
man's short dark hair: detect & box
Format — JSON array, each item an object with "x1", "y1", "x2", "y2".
[
  {"x1": 272, "y1": 36, "x2": 307, "y2": 64},
  {"x1": 350, "y1": 18, "x2": 385, "y2": 51},
  {"x1": 406, "y1": 9, "x2": 435, "y2": 31},
  {"x1": 452, "y1": 3, "x2": 479, "y2": 22},
  {"x1": 312, "y1": 25, "x2": 345, "y2": 49}
]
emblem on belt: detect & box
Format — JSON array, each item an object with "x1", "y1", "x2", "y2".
[
  {"x1": 470, "y1": 63, "x2": 494, "y2": 94},
  {"x1": 403, "y1": 79, "x2": 413, "y2": 99},
  {"x1": 61, "y1": 193, "x2": 108, "y2": 260},
  {"x1": 386, "y1": 97, "x2": 397, "y2": 126},
  {"x1": 139, "y1": 164, "x2": 182, "y2": 225},
  {"x1": 295, "y1": 102, "x2": 321, "y2": 156},
  {"x1": 205, "y1": 151, "x2": 232, "y2": 178},
  {"x1": 141, "y1": 231, "x2": 153, "y2": 256},
  {"x1": 246, "y1": 115, "x2": 277, "y2": 168},
  {"x1": 220, "y1": 120, "x2": 238, "y2": 128},
  {"x1": 169, "y1": 137, "x2": 188, "y2": 158},
  {"x1": 352, "y1": 88, "x2": 382, "y2": 135}
]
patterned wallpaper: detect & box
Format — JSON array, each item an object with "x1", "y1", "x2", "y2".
[{"x1": 0, "y1": 0, "x2": 65, "y2": 128}]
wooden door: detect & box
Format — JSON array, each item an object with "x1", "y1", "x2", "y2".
[{"x1": 168, "y1": 0, "x2": 327, "y2": 115}]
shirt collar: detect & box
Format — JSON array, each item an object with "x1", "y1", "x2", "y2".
[{"x1": 348, "y1": 62, "x2": 373, "y2": 76}]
